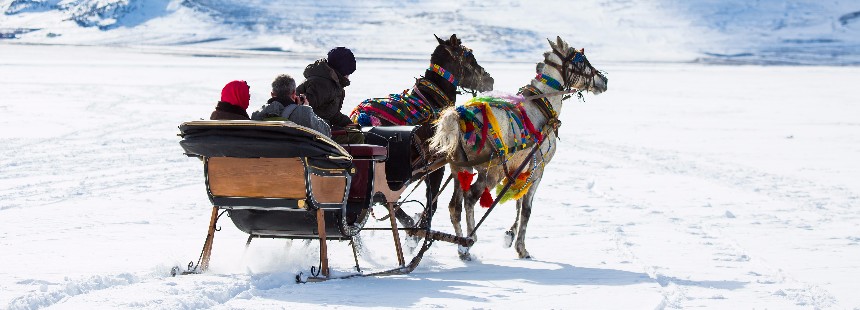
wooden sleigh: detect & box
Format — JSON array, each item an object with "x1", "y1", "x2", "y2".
[{"x1": 176, "y1": 120, "x2": 470, "y2": 281}]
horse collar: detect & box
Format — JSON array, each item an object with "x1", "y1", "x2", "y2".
[
  {"x1": 416, "y1": 78, "x2": 453, "y2": 107},
  {"x1": 536, "y1": 73, "x2": 564, "y2": 91},
  {"x1": 520, "y1": 84, "x2": 561, "y2": 139},
  {"x1": 429, "y1": 63, "x2": 459, "y2": 86}
]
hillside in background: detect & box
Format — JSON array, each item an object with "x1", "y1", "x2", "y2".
[{"x1": 1, "y1": 0, "x2": 859, "y2": 64}]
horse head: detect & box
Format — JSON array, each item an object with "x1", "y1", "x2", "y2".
[
  {"x1": 541, "y1": 36, "x2": 607, "y2": 95},
  {"x1": 432, "y1": 34, "x2": 494, "y2": 93}
]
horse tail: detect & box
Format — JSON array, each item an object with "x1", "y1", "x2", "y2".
[{"x1": 430, "y1": 106, "x2": 461, "y2": 156}]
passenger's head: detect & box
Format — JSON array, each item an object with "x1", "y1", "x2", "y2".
[
  {"x1": 327, "y1": 47, "x2": 356, "y2": 77},
  {"x1": 221, "y1": 80, "x2": 250, "y2": 109},
  {"x1": 271, "y1": 74, "x2": 297, "y2": 99}
]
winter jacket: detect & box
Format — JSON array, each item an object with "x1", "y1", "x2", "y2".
[
  {"x1": 210, "y1": 101, "x2": 250, "y2": 120},
  {"x1": 250, "y1": 97, "x2": 332, "y2": 137},
  {"x1": 296, "y1": 60, "x2": 354, "y2": 128},
  {"x1": 210, "y1": 80, "x2": 251, "y2": 120}
]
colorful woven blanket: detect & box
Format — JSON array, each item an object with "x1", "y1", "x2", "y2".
[
  {"x1": 456, "y1": 95, "x2": 543, "y2": 158},
  {"x1": 350, "y1": 89, "x2": 438, "y2": 126}
]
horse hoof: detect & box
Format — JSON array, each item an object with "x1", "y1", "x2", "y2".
[
  {"x1": 458, "y1": 247, "x2": 474, "y2": 261},
  {"x1": 503, "y1": 230, "x2": 514, "y2": 248},
  {"x1": 517, "y1": 250, "x2": 531, "y2": 259}
]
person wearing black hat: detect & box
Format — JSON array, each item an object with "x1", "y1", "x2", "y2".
[{"x1": 297, "y1": 46, "x2": 363, "y2": 144}]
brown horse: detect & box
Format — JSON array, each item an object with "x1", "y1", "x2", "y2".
[{"x1": 350, "y1": 34, "x2": 494, "y2": 229}]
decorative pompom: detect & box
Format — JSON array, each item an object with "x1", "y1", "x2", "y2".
[
  {"x1": 457, "y1": 170, "x2": 476, "y2": 192},
  {"x1": 370, "y1": 115, "x2": 382, "y2": 126},
  {"x1": 357, "y1": 113, "x2": 372, "y2": 126},
  {"x1": 480, "y1": 187, "x2": 493, "y2": 208},
  {"x1": 495, "y1": 171, "x2": 533, "y2": 205}
]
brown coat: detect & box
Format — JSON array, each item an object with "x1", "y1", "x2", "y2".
[
  {"x1": 296, "y1": 60, "x2": 353, "y2": 128},
  {"x1": 210, "y1": 101, "x2": 250, "y2": 120}
]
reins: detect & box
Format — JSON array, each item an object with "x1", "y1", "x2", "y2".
[{"x1": 522, "y1": 88, "x2": 580, "y2": 102}]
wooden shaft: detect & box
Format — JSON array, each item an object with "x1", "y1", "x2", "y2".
[
  {"x1": 316, "y1": 208, "x2": 329, "y2": 278},
  {"x1": 350, "y1": 238, "x2": 362, "y2": 273},
  {"x1": 387, "y1": 202, "x2": 406, "y2": 267},
  {"x1": 469, "y1": 134, "x2": 548, "y2": 240},
  {"x1": 199, "y1": 206, "x2": 219, "y2": 272}
]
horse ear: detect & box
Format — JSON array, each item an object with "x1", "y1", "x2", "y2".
[
  {"x1": 449, "y1": 34, "x2": 461, "y2": 46},
  {"x1": 556, "y1": 36, "x2": 566, "y2": 51},
  {"x1": 435, "y1": 34, "x2": 445, "y2": 45},
  {"x1": 547, "y1": 38, "x2": 558, "y2": 52}
]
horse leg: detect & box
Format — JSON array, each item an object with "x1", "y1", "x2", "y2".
[
  {"x1": 514, "y1": 177, "x2": 542, "y2": 259},
  {"x1": 421, "y1": 167, "x2": 445, "y2": 227},
  {"x1": 449, "y1": 178, "x2": 464, "y2": 237},
  {"x1": 458, "y1": 172, "x2": 496, "y2": 260},
  {"x1": 504, "y1": 202, "x2": 520, "y2": 248}
]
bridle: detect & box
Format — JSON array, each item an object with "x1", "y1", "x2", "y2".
[
  {"x1": 523, "y1": 47, "x2": 594, "y2": 103},
  {"x1": 519, "y1": 46, "x2": 594, "y2": 136}
]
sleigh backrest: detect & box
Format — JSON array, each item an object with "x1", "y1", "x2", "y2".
[{"x1": 179, "y1": 120, "x2": 352, "y2": 210}]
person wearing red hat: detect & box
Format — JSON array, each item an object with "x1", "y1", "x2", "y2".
[
  {"x1": 210, "y1": 80, "x2": 251, "y2": 120},
  {"x1": 297, "y1": 47, "x2": 363, "y2": 144}
]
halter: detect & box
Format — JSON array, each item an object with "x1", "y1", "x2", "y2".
[{"x1": 543, "y1": 47, "x2": 591, "y2": 93}]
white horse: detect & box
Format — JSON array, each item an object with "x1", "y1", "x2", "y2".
[{"x1": 430, "y1": 37, "x2": 608, "y2": 259}]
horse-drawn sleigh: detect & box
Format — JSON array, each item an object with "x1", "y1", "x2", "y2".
[{"x1": 175, "y1": 35, "x2": 607, "y2": 282}]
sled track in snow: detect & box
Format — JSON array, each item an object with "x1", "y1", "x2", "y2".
[
  {"x1": 5, "y1": 273, "x2": 257, "y2": 309},
  {"x1": 574, "y1": 140, "x2": 859, "y2": 219},
  {"x1": 0, "y1": 118, "x2": 197, "y2": 211},
  {"x1": 561, "y1": 139, "x2": 851, "y2": 308}
]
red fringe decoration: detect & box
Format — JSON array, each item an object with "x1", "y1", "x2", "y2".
[
  {"x1": 480, "y1": 187, "x2": 493, "y2": 208},
  {"x1": 518, "y1": 105, "x2": 543, "y2": 142},
  {"x1": 478, "y1": 105, "x2": 490, "y2": 154},
  {"x1": 457, "y1": 170, "x2": 476, "y2": 192}
]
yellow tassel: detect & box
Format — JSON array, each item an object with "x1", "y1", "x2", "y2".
[
  {"x1": 495, "y1": 171, "x2": 532, "y2": 204},
  {"x1": 483, "y1": 102, "x2": 508, "y2": 155}
]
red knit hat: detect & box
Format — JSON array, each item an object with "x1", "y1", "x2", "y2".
[{"x1": 221, "y1": 80, "x2": 250, "y2": 110}]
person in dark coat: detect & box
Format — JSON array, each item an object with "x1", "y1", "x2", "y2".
[
  {"x1": 297, "y1": 47, "x2": 363, "y2": 144},
  {"x1": 251, "y1": 74, "x2": 332, "y2": 137},
  {"x1": 210, "y1": 80, "x2": 251, "y2": 120}
]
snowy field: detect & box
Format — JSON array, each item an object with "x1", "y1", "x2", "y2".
[{"x1": 1, "y1": 43, "x2": 859, "y2": 309}]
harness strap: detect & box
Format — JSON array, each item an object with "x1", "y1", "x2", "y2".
[
  {"x1": 447, "y1": 124, "x2": 556, "y2": 168},
  {"x1": 415, "y1": 79, "x2": 453, "y2": 108},
  {"x1": 519, "y1": 85, "x2": 557, "y2": 122}
]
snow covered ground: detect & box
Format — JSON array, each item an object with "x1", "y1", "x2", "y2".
[
  {"x1": 2, "y1": 0, "x2": 860, "y2": 308},
  {"x1": 1, "y1": 42, "x2": 859, "y2": 309}
]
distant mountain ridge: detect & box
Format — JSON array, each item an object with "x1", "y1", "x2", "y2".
[{"x1": 2, "y1": 0, "x2": 859, "y2": 64}]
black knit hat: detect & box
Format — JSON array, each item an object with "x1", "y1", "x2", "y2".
[{"x1": 327, "y1": 47, "x2": 356, "y2": 76}]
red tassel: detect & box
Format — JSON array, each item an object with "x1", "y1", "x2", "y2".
[
  {"x1": 518, "y1": 105, "x2": 543, "y2": 142},
  {"x1": 457, "y1": 170, "x2": 476, "y2": 192},
  {"x1": 480, "y1": 187, "x2": 493, "y2": 208},
  {"x1": 478, "y1": 106, "x2": 489, "y2": 154}
]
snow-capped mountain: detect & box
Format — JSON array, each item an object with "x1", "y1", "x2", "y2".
[{"x1": 2, "y1": 0, "x2": 859, "y2": 64}]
